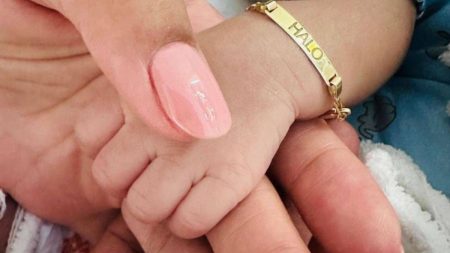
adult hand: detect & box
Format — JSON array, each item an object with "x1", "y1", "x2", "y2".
[
  {"x1": 271, "y1": 120, "x2": 402, "y2": 253},
  {"x1": 16, "y1": 0, "x2": 232, "y2": 139},
  {"x1": 0, "y1": 0, "x2": 227, "y2": 242}
]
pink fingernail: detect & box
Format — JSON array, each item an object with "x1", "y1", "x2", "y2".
[{"x1": 150, "y1": 42, "x2": 231, "y2": 138}]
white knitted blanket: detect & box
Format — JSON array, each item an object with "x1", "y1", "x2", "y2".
[{"x1": 361, "y1": 142, "x2": 450, "y2": 253}]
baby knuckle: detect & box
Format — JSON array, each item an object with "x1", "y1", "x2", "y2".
[
  {"x1": 93, "y1": 171, "x2": 115, "y2": 195},
  {"x1": 140, "y1": 230, "x2": 172, "y2": 253},
  {"x1": 125, "y1": 188, "x2": 157, "y2": 223},
  {"x1": 214, "y1": 162, "x2": 255, "y2": 193},
  {"x1": 92, "y1": 156, "x2": 115, "y2": 186},
  {"x1": 263, "y1": 241, "x2": 303, "y2": 253},
  {"x1": 154, "y1": 155, "x2": 183, "y2": 171},
  {"x1": 91, "y1": 160, "x2": 125, "y2": 205},
  {"x1": 172, "y1": 209, "x2": 210, "y2": 238}
]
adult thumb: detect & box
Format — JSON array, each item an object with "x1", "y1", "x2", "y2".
[{"x1": 33, "y1": 0, "x2": 232, "y2": 139}]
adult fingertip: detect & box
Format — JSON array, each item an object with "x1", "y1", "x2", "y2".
[
  {"x1": 273, "y1": 120, "x2": 402, "y2": 253},
  {"x1": 150, "y1": 42, "x2": 232, "y2": 139},
  {"x1": 327, "y1": 120, "x2": 360, "y2": 155},
  {"x1": 47, "y1": 0, "x2": 231, "y2": 140}
]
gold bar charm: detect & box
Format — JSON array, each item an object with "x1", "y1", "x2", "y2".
[{"x1": 248, "y1": 1, "x2": 351, "y2": 120}]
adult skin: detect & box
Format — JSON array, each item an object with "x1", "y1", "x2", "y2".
[
  {"x1": 8, "y1": 0, "x2": 233, "y2": 139},
  {"x1": 0, "y1": 0, "x2": 413, "y2": 252}
]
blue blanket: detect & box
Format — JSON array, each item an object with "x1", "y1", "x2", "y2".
[{"x1": 349, "y1": 0, "x2": 450, "y2": 196}]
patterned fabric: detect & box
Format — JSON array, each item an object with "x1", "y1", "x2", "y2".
[
  {"x1": 348, "y1": 0, "x2": 450, "y2": 196},
  {"x1": 414, "y1": 0, "x2": 426, "y2": 18}
]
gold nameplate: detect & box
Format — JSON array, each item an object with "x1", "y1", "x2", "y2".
[{"x1": 248, "y1": 1, "x2": 351, "y2": 120}]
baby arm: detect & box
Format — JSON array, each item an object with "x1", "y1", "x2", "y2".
[
  {"x1": 96, "y1": 0, "x2": 416, "y2": 239},
  {"x1": 238, "y1": 0, "x2": 416, "y2": 118}
]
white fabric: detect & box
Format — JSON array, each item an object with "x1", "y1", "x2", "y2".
[
  {"x1": 6, "y1": 207, "x2": 66, "y2": 253},
  {"x1": 361, "y1": 141, "x2": 450, "y2": 253},
  {"x1": 0, "y1": 190, "x2": 6, "y2": 220},
  {"x1": 35, "y1": 222, "x2": 68, "y2": 253}
]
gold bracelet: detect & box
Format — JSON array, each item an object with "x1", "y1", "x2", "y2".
[{"x1": 248, "y1": 1, "x2": 351, "y2": 120}]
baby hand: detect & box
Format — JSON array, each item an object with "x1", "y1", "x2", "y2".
[
  {"x1": 94, "y1": 14, "x2": 330, "y2": 239},
  {"x1": 95, "y1": 0, "x2": 414, "y2": 239}
]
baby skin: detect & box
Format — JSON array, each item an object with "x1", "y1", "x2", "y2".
[
  {"x1": 94, "y1": 0, "x2": 416, "y2": 239},
  {"x1": 0, "y1": 0, "x2": 414, "y2": 251}
]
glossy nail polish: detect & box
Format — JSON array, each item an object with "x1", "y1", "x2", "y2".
[{"x1": 150, "y1": 42, "x2": 231, "y2": 138}]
